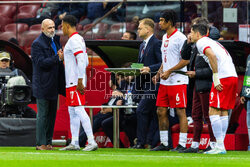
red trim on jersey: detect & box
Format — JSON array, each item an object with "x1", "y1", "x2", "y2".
[
  {"x1": 167, "y1": 29, "x2": 177, "y2": 38},
  {"x1": 69, "y1": 32, "x2": 78, "y2": 38},
  {"x1": 203, "y1": 46, "x2": 211, "y2": 54},
  {"x1": 74, "y1": 50, "x2": 83, "y2": 56}
]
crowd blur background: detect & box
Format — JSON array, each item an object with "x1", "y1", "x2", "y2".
[{"x1": 0, "y1": 0, "x2": 248, "y2": 56}]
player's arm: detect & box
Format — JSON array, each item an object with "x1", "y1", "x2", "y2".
[
  {"x1": 75, "y1": 51, "x2": 87, "y2": 94},
  {"x1": 152, "y1": 63, "x2": 163, "y2": 84},
  {"x1": 204, "y1": 47, "x2": 223, "y2": 91},
  {"x1": 161, "y1": 59, "x2": 189, "y2": 80}
]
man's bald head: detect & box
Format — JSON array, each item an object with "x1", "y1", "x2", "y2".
[{"x1": 41, "y1": 19, "x2": 55, "y2": 38}]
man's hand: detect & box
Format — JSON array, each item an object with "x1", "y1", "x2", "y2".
[
  {"x1": 57, "y1": 49, "x2": 64, "y2": 61},
  {"x1": 186, "y1": 71, "x2": 195, "y2": 78},
  {"x1": 116, "y1": 100, "x2": 123, "y2": 106},
  {"x1": 76, "y1": 78, "x2": 85, "y2": 95},
  {"x1": 240, "y1": 96, "x2": 246, "y2": 104},
  {"x1": 187, "y1": 33, "x2": 192, "y2": 44},
  {"x1": 152, "y1": 73, "x2": 160, "y2": 85},
  {"x1": 59, "y1": 12, "x2": 66, "y2": 20},
  {"x1": 100, "y1": 108, "x2": 112, "y2": 114},
  {"x1": 140, "y1": 66, "x2": 150, "y2": 74},
  {"x1": 213, "y1": 73, "x2": 223, "y2": 91},
  {"x1": 160, "y1": 70, "x2": 171, "y2": 80},
  {"x1": 215, "y1": 84, "x2": 223, "y2": 91}
]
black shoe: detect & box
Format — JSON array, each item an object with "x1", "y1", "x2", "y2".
[
  {"x1": 150, "y1": 143, "x2": 170, "y2": 151},
  {"x1": 203, "y1": 146, "x2": 212, "y2": 152},
  {"x1": 180, "y1": 147, "x2": 199, "y2": 153},
  {"x1": 171, "y1": 144, "x2": 186, "y2": 152},
  {"x1": 132, "y1": 144, "x2": 145, "y2": 149}
]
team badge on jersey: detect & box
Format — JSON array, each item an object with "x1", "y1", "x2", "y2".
[{"x1": 164, "y1": 40, "x2": 169, "y2": 48}]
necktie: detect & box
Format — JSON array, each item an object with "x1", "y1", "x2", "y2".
[
  {"x1": 140, "y1": 41, "x2": 146, "y2": 62},
  {"x1": 51, "y1": 38, "x2": 57, "y2": 55}
]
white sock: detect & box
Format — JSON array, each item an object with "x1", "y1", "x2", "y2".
[
  {"x1": 220, "y1": 116, "x2": 229, "y2": 140},
  {"x1": 75, "y1": 106, "x2": 96, "y2": 145},
  {"x1": 159, "y1": 131, "x2": 168, "y2": 146},
  {"x1": 68, "y1": 106, "x2": 80, "y2": 147},
  {"x1": 210, "y1": 141, "x2": 216, "y2": 149},
  {"x1": 179, "y1": 133, "x2": 187, "y2": 147},
  {"x1": 210, "y1": 115, "x2": 224, "y2": 150},
  {"x1": 248, "y1": 129, "x2": 250, "y2": 146},
  {"x1": 191, "y1": 141, "x2": 199, "y2": 148}
]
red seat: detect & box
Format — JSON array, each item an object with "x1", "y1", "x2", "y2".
[
  {"x1": 0, "y1": 15, "x2": 13, "y2": 31},
  {"x1": 29, "y1": 24, "x2": 41, "y2": 31},
  {"x1": 171, "y1": 123, "x2": 209, "y2": 134},
  {"x1": 18, "y1": 5, "x2": 40, "y2": 17},
  {"x1": 0, "y1": 5, "x2": 16, "y2": 18},
  {"x1": 0, "y1": 32, "x2": 17, "y2": 41},
  {"x1": 110, "y1": 23, "x2": 124, "y2": 32},
  {"x1": 4, "y1": 23, "x2": 29, "y2": 34},
  {"x1": 19, "y1": 30, "x2": 40, "y2": 47},
  {"x1": 56, "y1": 30, "x2": 68, "y2": 46},
  {"x1": 83, "y1": 23, "x2": 109, "y2": 39},
  {"x1": 76, "y1": 24, "x2": 83, "y2": 31},
  {"x1": 16, "y1": 13, "x2": 34, "y2": 20},
  {"x1": 126, "y1": 22, "x2": 137, "y2": 31},
  {"x1": 105, "y1": 31, "x2": 123, "y2": 40}
]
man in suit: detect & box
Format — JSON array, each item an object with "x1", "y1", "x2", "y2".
[
  {"x1": 31, "y1": 19, "x2": 65, "y2": 150},
  {"x1": 132, "y1": 18, "x2": 162, "y2": 149}
]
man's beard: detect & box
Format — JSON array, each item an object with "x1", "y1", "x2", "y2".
[{"x1": 44, "y1": 31, "x2": 55, "y2": 38}]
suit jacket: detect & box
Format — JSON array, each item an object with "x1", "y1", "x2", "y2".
[
  {"x1": 31, "y1": 33, "x2": 65, "y2": 100},
  {"x1": 189, "y1": 45, "x2": 212, "y2": 93},
  {"x1": 137, "y1": 35, "x2": 162, "y2": 92}
]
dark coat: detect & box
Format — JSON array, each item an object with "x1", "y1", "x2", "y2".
[
  {"x1": 189, "y1": 46, "x2": 212, "y2": 92},
  {"x1": 31, "y1": 33, "x2": 65, "y2": 100},
  {"x1": 137, "y1": 35, "x2": 162, "y2": 91}
]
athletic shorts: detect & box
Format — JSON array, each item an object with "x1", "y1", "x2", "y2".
[
  {"x1": 156, "y1": 84, "x2": 187, "y2": 108},
  {"x1": 66, "y1": 86, "x2": 85, "y2": 106},
  {"x1": 209, "y1": 77, "x2": 238, "y2": 110}
]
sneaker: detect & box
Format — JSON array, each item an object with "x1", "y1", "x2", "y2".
[
  {"x1": 82, "y1": 143, "x2": 98, "y2": 151},
  {"x1": 59, "y1": 144, "x2": 80, "y2": 151},
  {"x1": 204, "y1": 147, "x2": 226, "y2": 154},
  {"x1": 180, "y1": 147, "x2": 199, "y2": 153},
  {"x1": 171, "y1": 144, "x2": 186, "y2": 152},
  {"x1": 150, "y1": 143, "x2": 170, "y2": 151}
]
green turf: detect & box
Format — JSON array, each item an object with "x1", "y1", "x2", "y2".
[{"x1": 0, "y1": 147, "x2": 250, "y2": 167}]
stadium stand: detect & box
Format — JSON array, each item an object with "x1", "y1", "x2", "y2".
[{"x1": 4, "y1": 23, "x2": 29, "y2": 34}]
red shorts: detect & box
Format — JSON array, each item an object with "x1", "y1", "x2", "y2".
[
  {"x1": 66, "y1": 86, "x2": 86, "y2": 106},
  {"x1": 156, "y1": 84, "x2": 187, "y2": 108},
  {"x1": 209, "y1": 77, "x2": 238, "y2": 110}
]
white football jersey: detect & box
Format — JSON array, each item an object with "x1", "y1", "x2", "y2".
[
  {"x1": 64, "y1": 32, "x2": 89, "y2": 88},
  {"x1": 160, "y1": 29, "x2": 188, "y2": 85},
  {"x1": 196, "y1": 37, "x2": 237, "y2": 79}
]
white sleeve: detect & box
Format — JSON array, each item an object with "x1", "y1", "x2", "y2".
[
  {"x1": 71, "y1": 36, "x2": 86, "y2": 57},
  {"x1": 76, "y1": 53, "x2": 87, "y2": 79},
  {"x1": 196, "y1": 38, "x2": 210, "y2": 55},
  {"x1": 71, "y1": 37, "x2": 88, "y2": 83}
]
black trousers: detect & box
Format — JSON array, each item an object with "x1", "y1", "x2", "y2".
[
  {"x1": 36, "y1": 98, "x2": 57, "y2": 146},
  {"x1": 136, "y1": 90, "x2": 159, "y2": 146}
]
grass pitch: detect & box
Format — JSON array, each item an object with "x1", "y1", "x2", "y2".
[{"x1": 0, "y1": 147, "x2": 250, "y2": 167}]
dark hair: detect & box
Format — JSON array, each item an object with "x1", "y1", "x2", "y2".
[
  {"x1": 160, "y1": 9, "x2": 177, "y2": 26},
  {"x1": 191, "y1": 17, "x2": 209, "y2": 27},
  {"x1": 191, "y1": 23, "x2": 208, "y2": 36},
  {"x1": 62, "y1": 15, "x2": 77, "y2": 27},
  {"x1": 126, "y1": 31, "x2": 137, "y2": 40}
]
